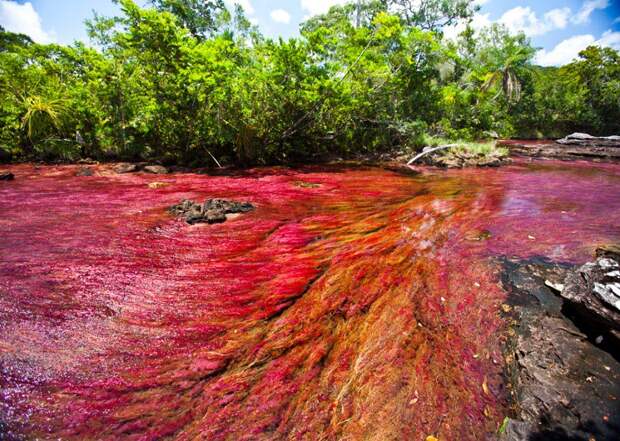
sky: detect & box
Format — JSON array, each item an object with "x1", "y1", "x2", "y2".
[{"x1": 1, "y1": 0, "x2": 619, "y2": 66}]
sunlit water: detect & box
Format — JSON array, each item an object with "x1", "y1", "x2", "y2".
[{"x1": 1, "y1": 160, "x2": 619, "y2": 440}]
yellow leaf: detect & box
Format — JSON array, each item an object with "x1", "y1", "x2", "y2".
[
  {"x1": 426, "y1": 437, "x2": 439, "y2": 441},
  {"x1": 482, "y1": 377, "x2": 490, "y2": 396}
]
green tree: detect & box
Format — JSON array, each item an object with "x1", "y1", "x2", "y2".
[
  {"x1": 565, "y1": 46, "x2": 620, "y2": 134},
  {"x1": 149, "y1": 0, "x2": 225, "y2": 38}
]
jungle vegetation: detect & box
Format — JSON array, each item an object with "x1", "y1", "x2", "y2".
[{"x1": 1, "y1": 0, "x2": 619, "y2": 165}]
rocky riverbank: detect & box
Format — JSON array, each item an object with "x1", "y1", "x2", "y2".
[
  {"x1": 500, "y1": 133, "x2": 620, "y2": 162},
  {"x1": 500, "y1": 247, "x2": 620, "y2": 440}
]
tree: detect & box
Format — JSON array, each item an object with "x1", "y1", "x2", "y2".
[
  {"x1": 149, "y1": 0, "x2": 225, "y2": 38},
  {"x1": 565, "y1": 46, "x2": 620, "y2": 134},
  {"x1": 383, "y1": 0, "x2": 479, "y2": 30},
  {"x1": 475, "y1": 25, "x2": 535, "y2": 104}
]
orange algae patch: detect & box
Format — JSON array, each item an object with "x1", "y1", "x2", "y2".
[{"x1": 1, "y1": 160, "x2": 620, "y2": 440}]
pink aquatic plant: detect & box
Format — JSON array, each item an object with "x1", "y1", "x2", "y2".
[{"x1": 1, "y1": 159, "x2": 619, "y2": 440}]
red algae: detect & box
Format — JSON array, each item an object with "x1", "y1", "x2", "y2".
[{"x1": 0, "y1": 160, "x2": 619, "y2": 440}]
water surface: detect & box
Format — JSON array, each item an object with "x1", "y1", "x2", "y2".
[{"x1": 1, "y1": 160, "x2": 619, "y2": 440}]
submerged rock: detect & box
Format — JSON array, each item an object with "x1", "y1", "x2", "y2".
[
  {"x1": 0, "y1": 171, "x2": 14, "y2": 181},
  {"x1": 76, "y1": 167, "x2": 95, "y2": 177},
  {"x1": 170, "y1": 199, "x2": 255, "y2": 225}
]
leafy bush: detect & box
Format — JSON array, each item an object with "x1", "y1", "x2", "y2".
[{"x1": 0, "y1": 1, "x2": 618, "y2": 164}]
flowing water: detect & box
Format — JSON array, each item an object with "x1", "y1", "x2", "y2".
[{"x1": 1, "y1": 160, "x2": 619, "y2": 440}]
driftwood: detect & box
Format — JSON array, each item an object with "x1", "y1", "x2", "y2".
[{"x1": 407, "y1": 144, "x2": 458, "y2": 165}]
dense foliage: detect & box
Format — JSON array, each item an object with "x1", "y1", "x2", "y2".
[{"x1": 1, "y1": 0, "x2": 619, "y2": 165}]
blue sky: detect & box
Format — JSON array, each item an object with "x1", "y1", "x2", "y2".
[{"x1": 1, "y1": 0, "x2": 619, "y2": 65}]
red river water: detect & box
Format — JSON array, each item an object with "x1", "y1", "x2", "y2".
[{"x1": 1, "y1": 159, "x2": 619, "y2": 440}]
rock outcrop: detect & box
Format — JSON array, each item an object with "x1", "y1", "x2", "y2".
[
  {"x1": 557, "y1": 133, "x2": 620, "y2": 147},
  {"x1": 500, "y1": 254, "x2": 620, "y2": 441},
  {"x1": 561, "y1": 246, "x2": 620, "y2": 333},
  {"x1": 170, "y1": 199, "x2": 255, "y2": 225},
  {"x1": 0, "y1": 171, "x2": 15, "y2": 181},
  {"x1": 500, "y1": 133, "x2": 620, "y2": 162}
]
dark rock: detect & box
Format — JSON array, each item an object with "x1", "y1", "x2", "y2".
[
  {"x1": 500, "y1": 257, "x2": 620, "y2": 440},
  {"x1": 114, "y1": 163, "x2": 139, "y2": 174},
  {"x1": 170, "y1": 199, "x2": 254, "y2": 225},
  {"x1": 597, "y1": 244, "x2": 620, "y2": 260},
  {"x1": 0, "y1": 171, "x2": 14, "y2": 181},
  {"x1": 560, "y1": 249, "x2": 620, "y2": 332},
  {"x1": 500, "y1": 419, "x2": 534, "y2": 441},
  {"x1": 143, "y1": 165, "x2": 169, "y2": 175}
]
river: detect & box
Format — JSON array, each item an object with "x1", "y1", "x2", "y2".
[{"x1": 1, "y1": 159, "x2": 619, "y2": 440}]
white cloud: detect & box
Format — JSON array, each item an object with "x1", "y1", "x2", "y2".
[
  {"x1": 300, "y1": 0, "x2": 348, "y2": 17},
  {"x1": 535, "y1": 30, "x2": 620, "y2": 66},
  {"x1": 499, "y1": 6, "x2": 570, "y2": 37},
  {"x1": 270, "y1": 9, "x2": 291, "y2": 24},
  {"x1": 535, "y1": 34, "x2": 595, "y2": 66},
  {"x1": 443, "y1": 12, "x2": 492, "y2": 41},
  {"x1": 597, "y1": 29, "x2": 620, "y2": 50},
  {"x1": 545, "y1": 8, "x2": 571, "y2": 29},
  {"x1": 0, "y1": 0, "x2": 54, "y2": 43},
  {"x1": 572, "y1": 0, "x2": 609, "y2": 24},
  {"x1": 224, "y1": 0, "x2": 255, "y2": 16}
]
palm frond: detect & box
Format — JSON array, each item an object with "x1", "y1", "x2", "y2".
[{"x1": 21, "y1": 96, "x2": 67, "y2": 140}]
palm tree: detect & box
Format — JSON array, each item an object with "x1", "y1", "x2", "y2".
[
  {"x1": 477, "y1": 25, "x2": 535, "y2": 104},
  {"x1": 21, "y1": 95, "x2": 66, "y2": 140}
]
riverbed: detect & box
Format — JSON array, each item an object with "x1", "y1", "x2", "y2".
[{"x1": 1, "y1": 159, "x2": 619, "y2": 440}]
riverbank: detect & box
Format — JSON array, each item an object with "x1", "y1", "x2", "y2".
[
  {"x1": 500, "y1": 134, "x2": 620, "y2": 163},
  {"x1": 499, "y1": 253, "x2": 620, "y2": 440}
]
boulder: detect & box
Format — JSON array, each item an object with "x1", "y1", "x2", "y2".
[
  {"x1": 114, "y1": 163, "x2": 139, "y2": 174},
  {"x1": 143, "y1": 165, "x2": 169, "y2": 175},
  {"x1": 170, "y1": 199, "x2": 255, "y2": 225},
  {"x1": 560, "y1": 247, "x2": 620, "y2": 332},
  {"x1": 0, "y1": 171, "x2": 15, "y2": 181}
]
